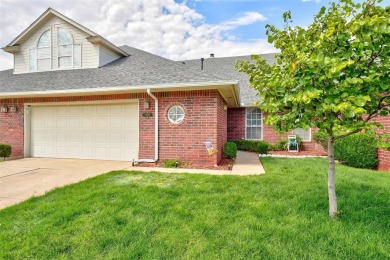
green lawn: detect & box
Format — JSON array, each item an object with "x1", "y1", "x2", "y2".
[{"x1": 1, "y1": 158, "x2": 389, "y2": 259}]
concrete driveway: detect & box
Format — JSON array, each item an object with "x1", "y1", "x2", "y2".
[{"x1": 0, "y1": 158, "x2": 131, "y2": 210}]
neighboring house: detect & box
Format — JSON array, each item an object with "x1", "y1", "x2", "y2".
[{"x1": 0, "y1": 8, "x2": 389, "y2": 170}]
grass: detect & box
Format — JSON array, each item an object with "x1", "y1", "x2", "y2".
[{"x1": 0, "y1": 158, "x2": 389, "y2": 259}]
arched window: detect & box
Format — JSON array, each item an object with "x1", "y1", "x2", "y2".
[
  {"x1": 57, "y1": 28, "x2": 81, "y2": 68},
  {"x1": 30, "y1": 29, "x2": 51, "y2": 71}
]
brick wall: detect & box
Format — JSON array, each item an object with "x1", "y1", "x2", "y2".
[
  {"x1": 227, "y1": 108, "x2": 325, "y2": 151},
  {"x1": 0, "y1": 90, "x2": 224, "y2": 166},
  {"x1": 227, "y1": 108, "x2": 245, "y2": 140},
  {"x1": 0, "y1": 105, "x2": 24, "y2": 159},
  {"x1": 156, "y1": 90, "x2": 222, "y2": 166},
  {"x1": 372, "y1": 115, "x2": 390, "y2": 171},
  {"x1": 217, "y1": 93, "x2": 227, "y2": 163}
]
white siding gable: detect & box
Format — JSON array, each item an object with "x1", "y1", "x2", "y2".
[{"x1": 13, "y1": 15, "x2": 99, "y2": 74}]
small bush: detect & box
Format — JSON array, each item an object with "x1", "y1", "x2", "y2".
[
  {"x1": 232, "y1": 139, "x2": 269, "y2": 154},
  {"x1": 164, "y1": 159, "x2": 181, "y2": 168},
  {"x1": 0, "y1": 144, "x2": 12, "y2": 160},
  {"x1": 223, "y1": 142, "x2": 238, "y2": 159},
  {"x1": 273, "y1": 138, "x2": 288, "y2": 151},
  {"x1": 334, "y1": 133, "x2": 378, "y2": 169},
  {"x1": 313, "y1": 131, "x2": 328, "y2": 151}
]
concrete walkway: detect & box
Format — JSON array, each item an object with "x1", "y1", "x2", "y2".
[
  {"x1": 131, "y1": 151, "x2": 265, "y2": 176},
  {"x1": 0, "y1": 153, "x2": 264, "y2": 209},
  {"x1": 230, "y1": 151, "x2": 265, "y2": 175}
]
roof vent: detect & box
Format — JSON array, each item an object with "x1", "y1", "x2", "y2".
[
  {"x1": 201, "y1": 58, "x2": 204, "y2": 70},
  {"x1": 210, "y1": 53, "x2": 215, "y2": 58}
]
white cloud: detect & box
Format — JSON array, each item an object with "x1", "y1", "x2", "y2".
[{"x1": 0, "y1": 0, "x2": 277, "y2": 71}]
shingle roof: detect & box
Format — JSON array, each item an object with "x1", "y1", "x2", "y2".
[
  {"x1": 0, "y1": 45, "x2": 232, "y2": 94},
  {"x1": 0, "y1": 44, "x2": 277, "y2": 106},
  {"x1": 179, "y1": 54, "x2": 277, "y2": 106}
]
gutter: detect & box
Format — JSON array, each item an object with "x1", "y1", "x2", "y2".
[
  {"x1": 137, "y1": 89, "x2": 159, "y2": 163},
  {"x1": 0, "y1": 81, "x2": 238, "y2": 98}
]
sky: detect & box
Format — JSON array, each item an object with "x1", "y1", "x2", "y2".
[{"x1": 0, "y1": 0, "x2": 389, "y2": 71}]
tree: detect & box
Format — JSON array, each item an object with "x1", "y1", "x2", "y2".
[{"x1": 238, "y1": 0, "x2": 390, "y2": 218}]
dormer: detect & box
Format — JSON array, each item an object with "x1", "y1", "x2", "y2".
[{"x1": 2, "y1": 8, "x2": 128, "y2": 74}]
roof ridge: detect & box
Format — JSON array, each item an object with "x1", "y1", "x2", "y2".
[
  {"x1": 118, "y1": 45, "x2": 230, "y2": 82},
  {"x1": 180, "y1": 52, "x2": 278, "y2": 62}
]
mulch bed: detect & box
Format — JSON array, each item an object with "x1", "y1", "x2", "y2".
[{"x1": 136, "y1": 157, "x2": 234, "y2": 170}]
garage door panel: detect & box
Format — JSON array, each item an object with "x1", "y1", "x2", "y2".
[
  {"x1": 30, "y1": 103, "x2": 138, "y2": 161},
  {"x1": 56, "y1": 118, "x2": 69, "y2": 128}
]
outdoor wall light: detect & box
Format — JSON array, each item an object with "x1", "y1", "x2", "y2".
[
  {"x1": 0, "y1": 106, "x2": 8, "y2": 113},
  {"x1": 144, "y1": 101, "x2": 150, "y2": 109},
  {"x1": 9, "y1": 105, "x2": 18, "y2": 113}
]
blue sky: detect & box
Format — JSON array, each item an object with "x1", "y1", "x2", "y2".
[
  {"x1": 186, "y1": 0, "x2": 318, "y2": 40},
  {"x1": 0, "y1": 0, "x2": 389, "y2": 70}
]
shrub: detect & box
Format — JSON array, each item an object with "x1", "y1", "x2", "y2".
[
  {"x1": 232, "y1": 139, "x2": 269, "y2": 154},
  {"x1": 223, "y1": 142, "x2": 237, "y2": 159},
  {"x1": 273, "y1": 138, "x2": 288, "y2": 151},
  {"x1": 0, "y1": 144, "x2": 12, "y2": 160},
  {"x1": 164, "y1": 159, "x2": 181, "y2": 168},
  {"x1": 313, "y1": 131, "x2": 328, "y2": 151},
  {"x1": 334, "y1": 133, "x2": 378, "y2": 169}
]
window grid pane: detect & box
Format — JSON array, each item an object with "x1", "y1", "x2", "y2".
[
  {"x1": 29, "y1": 49, "x2": 37, "y2": 71},
  {"x1": 73, "y1": 44, "x2": 81, "y2": 67},
  {"x1": 168, "y1": 106, "x2": 185, "y2": 124},
  {"x1": 37, "y1": 30, "x2": 51, "y2": 47},
  {"x1": 37, "y1": 59, "x2": 50, "y2": 71},
  {"x1": 37, "y1": 47, "x2": 50, "y2": 59},
  {"x1": 246, "y1": 108, "x2": 262, "y2": 140},
  {"x1": 58, "y1": 45, "x2": 72, "y2": 57},
  {"x1": 292, "y1": 128, "x2": 311, "y2": 141}
]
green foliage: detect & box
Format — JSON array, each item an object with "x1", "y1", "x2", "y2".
[
  {"x1": 313, "y1": 131, "x2": 329, "y2": 151},
  {"x1": 270, "y1": 136, "x2": 303, "y2": 151},
  {"x1": 1, "y1": 161, "x2": 390, "y2": 259},
  {"x1": 164, "y1": 159, "x2": 181, "y2": 168},
  {"x1": 223, "y1": 142, "x2": 238, "y2": 159},
  {"x1": 334, "y1": 133, "x2": 379, "y2": 169},
  {"x1": 233, "y1": 139, "x2": 269, "y2": 154},
  {"x1": 237, "y1": 0, "x2": 390, "y2": 144},
  {"x1": 273, "y1": 138, "x2": 288, "y2": 151},
  {"x1": 0, "y1": 144, "x2": 12, "y2": 160}
]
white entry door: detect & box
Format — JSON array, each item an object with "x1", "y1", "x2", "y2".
[{"x1": 30, "y1": 102, "x2": 138, "y2": 161}]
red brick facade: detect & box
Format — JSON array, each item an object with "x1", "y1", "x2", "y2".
[
  {"x1": 227, "y1": 108, "x2": 246, "y2": 140},
  {"x1": 227, "y1": 107, "x2": 389, "y2": 171},
  {"x1": 371, "y1": 116, "x2": 390, "y2": 171},
  {"x1": 227, "y1": 108, "x2": 324, "y2": 150},
  {"x1": 0, "y1": 89, "x2": 226, "y2": 166},
  {"x1": 1, "y1": 94, "x2": 388, "y2": 170}
]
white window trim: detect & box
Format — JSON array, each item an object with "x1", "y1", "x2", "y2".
[
  {"x1": 167, "y1": 105, "x2": 185, "y2": 124},
  {"x1": 58, "y1": 44, "x2": 73, "y2": 69},
  {"x1": 31, "y1": 29, "x2": 52, "y2": 72},
  {"x1": 292, "y1": 128, "x2": 312, "y2": 142},
  {"x1": 37, "y1": 46, "x2": 52, "y2": 71},
  {"x1": 245, "y1": 107, "x2": 263, "y2": 140}
]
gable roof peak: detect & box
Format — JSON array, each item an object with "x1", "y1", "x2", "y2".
[{"x1": 4, "y1": 7, "x2": 128, "y2": 57}]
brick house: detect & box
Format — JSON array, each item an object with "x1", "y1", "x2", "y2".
[{"x1": 1, "y1": 8, "x2": 389, "y2": 170}]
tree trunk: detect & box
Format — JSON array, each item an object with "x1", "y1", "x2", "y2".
[{"x1": 328, "y1": 136, "x2": 338, "y2": 218}]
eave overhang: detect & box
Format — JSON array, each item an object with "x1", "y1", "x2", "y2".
[{"x1": 0, "y1": 81, "x2": 241, "y2": 107}]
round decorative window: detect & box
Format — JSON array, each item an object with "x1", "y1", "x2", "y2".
[{"x1": 167, "y1": 105, "x2": 185, "y2": 124}]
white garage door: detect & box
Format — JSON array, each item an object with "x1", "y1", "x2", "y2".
[{"x1": 30, "y1": 102, "x2": 138, "y2": 161}]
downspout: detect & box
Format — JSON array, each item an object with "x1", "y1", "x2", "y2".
[{"x1": 137, "y1": 89, "x2": 159, "y2": 163}]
